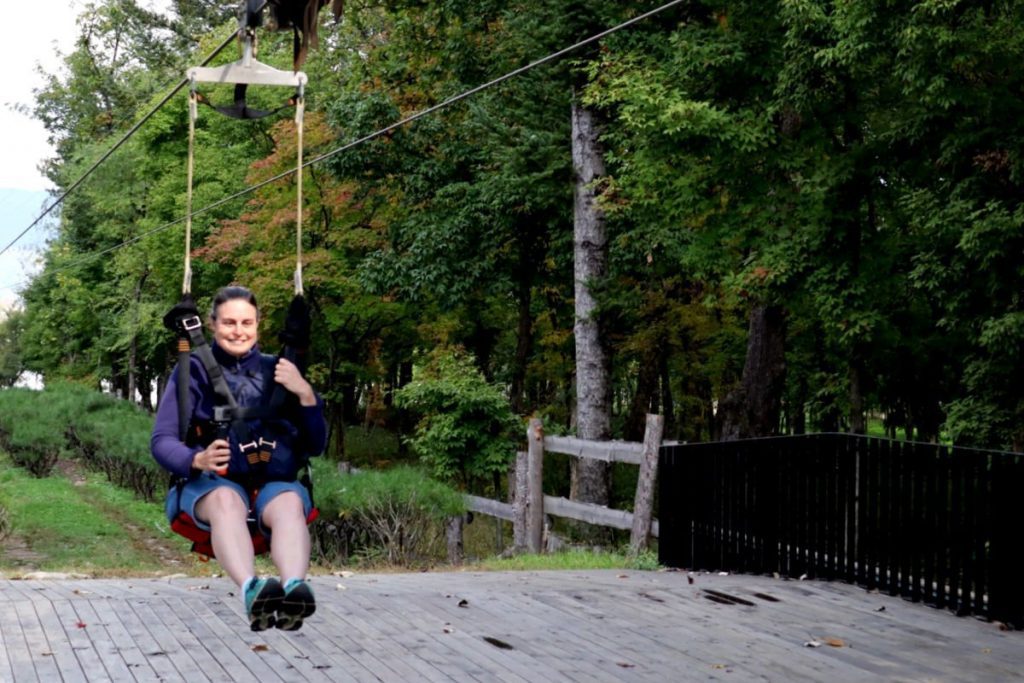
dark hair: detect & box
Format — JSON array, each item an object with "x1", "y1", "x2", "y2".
[{"x1": 210, "y1": 285, "x2": 259, "y2": 321}]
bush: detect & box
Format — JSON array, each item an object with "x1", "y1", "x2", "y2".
[
  {"x1": 0, "y1": 502, "x2": 9, "y2": 541},
  {"x1": 311, "y1": 461, "x2": 465, "y2": 567},
  {"x1": 0, "y1": 383, "x2": 163, "y2": 495},
  {"x1": 395, "y1": 348, "x2": 518, "y2": 492},
  {"x1": 0, "y1": 386, "x2": 68, "y2": 476}
]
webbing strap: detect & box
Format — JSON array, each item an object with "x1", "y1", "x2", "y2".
[
  {"x1": 294, "y1": 95, "x2": 305, "y2": 296},
  {"x1": 194, "y1": 85, "x2": 298, "y2": 120},
  {"x1": 175, "y1": 338, "x2": 190, "y2": 442},
  {"x1": 184, "y1": 89, "x2": 198, "y2": 295}
]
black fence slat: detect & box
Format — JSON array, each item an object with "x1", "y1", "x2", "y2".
[
  {"x1": 933, "y1": 445, "x2": 950, "y2": 610},
  {"x1": 658, "y1": 434, "x2": 1022, "y2": 625}
]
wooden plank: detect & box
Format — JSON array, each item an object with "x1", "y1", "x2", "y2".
[
  {"x1": 629, "y1": 413, "x2": 663, "y2": 554},
  {"x1": 543, "y1": 495, "x2": 659, "y2": 537},
  {"x1": 544, "y1": 435, "x2": 644, "y2": 464},
  {"x1": 86, "y1": 594, "x2": 163, "y2": 682},
  {"x1": 360, "y1": 587, "x2": 538, "y2": 683},
  {"x1": 465, "y1": 494, "x2": 514, "y2": 522},
  {"x1": 13, "y1": 600, "x2": 62, "y2": 682},
  {"x1": 527, "y1": 418, "x2": 544, "y2": 552},
  {"x1": 512, "y1": 450, "x2": 528, "y2": 550},
  {"x1": 31, "y1": 600, "x2": 89, "y2": 683},
  {"x1": 1, "y1": 600, "x2": 39, "y2": 683},
  {"x1": 332, "y1": 587, "x2": 493, "y2": 682}
]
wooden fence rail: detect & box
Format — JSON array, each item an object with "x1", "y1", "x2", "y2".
[{"x1": 463, "y1": 414, "x2": 664, "y2": 556}]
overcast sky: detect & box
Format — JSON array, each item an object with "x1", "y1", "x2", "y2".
[{"x1": 0, "y1": 0, "x2": 173, "y2": 311}]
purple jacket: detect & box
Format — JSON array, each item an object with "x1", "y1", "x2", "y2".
[{"x1": 151, "y1": 343, "x2": 327, "y2": 479}]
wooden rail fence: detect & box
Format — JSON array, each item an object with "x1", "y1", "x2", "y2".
[{"x1": 462, "y1": 414, "x2": 664, "y2": 555}]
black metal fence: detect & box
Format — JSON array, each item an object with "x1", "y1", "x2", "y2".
[{"x1": 659, "y1": 433, "x2": 1024, "y2": 627}]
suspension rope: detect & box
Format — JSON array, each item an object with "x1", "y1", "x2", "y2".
[
  {"x1": 295, "y1": 92, "x2": 305, "y2": 296},
  {"x1": 184, "y1": 87, "x2": 198, "y2": 296}
]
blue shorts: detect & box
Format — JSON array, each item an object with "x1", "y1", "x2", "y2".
[{"x1": 165, "y1": 472, "x2": 312, "y2": 538}]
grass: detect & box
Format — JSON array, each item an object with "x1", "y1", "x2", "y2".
[
  {"x1": 472, "y1": 549, "x2": 661, "y2": 572},
  {"x1": 0, "y1": 452, "x2": 193, "y2": 576}
]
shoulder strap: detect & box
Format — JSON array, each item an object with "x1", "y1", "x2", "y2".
[{"x1": 163, "y1": 296, "x2": 253, "y2": 444}]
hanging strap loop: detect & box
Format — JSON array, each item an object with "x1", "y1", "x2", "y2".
[
  {"x1": 184, "y1": 85, "x2": 198, "y2": 296},
  {"x1": 294, "y1": 90, "x2": 305, "y2": 296}
]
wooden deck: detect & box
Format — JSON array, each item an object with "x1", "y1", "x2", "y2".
[{"x1": 0, "y1": 569, "x2": 1020, "y2": 682}]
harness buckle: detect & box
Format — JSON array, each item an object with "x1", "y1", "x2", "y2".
[
  {"x1": 238, "y1": 440, "x2": 259, "y2": 452},
  {"x1": 181, "y1": 315, "x2": 203, "y2": 331}
]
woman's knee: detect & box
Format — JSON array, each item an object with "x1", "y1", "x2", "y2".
[
  {"x1": 197, "y1": 487, "x2": 248, "y2": 520},
  {"x1": 262, "y1": 491, "x2": 304, "y2": 524}
]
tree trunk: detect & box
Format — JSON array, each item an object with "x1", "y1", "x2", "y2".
[
  {"x1": 626, "y1": 344, "x2": 660, "y2": 442},
  {"x1": 849, "y1": 359, "x2": 866, "y2": 434},
  {"x1": 510, "y1": 243, "x2": 534, "y2": 416},
  {"x1": 570, "y1": 99, "x2": 611, "y2": 508},
  {"x1": 718, "y1": 305, "x2": 787, "y2": 441}
]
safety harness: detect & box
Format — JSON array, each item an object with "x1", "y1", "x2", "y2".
[{"x1": 162, "y1": 294, "x2": 318, "y2": 560}]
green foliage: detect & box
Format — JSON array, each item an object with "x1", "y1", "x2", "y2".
[
  {"x1": 0, "y1": 309, "x2": 24, "y2": 388},
  {"x1": 312, "y1": 462, "x2": 465, "y2": 567},
  {"x1": 0, "y1": 384, "x2": 163, "y2": 497},
  {"x1": 0, "y1": 387, "x2": 66, "y2": 476},
  {"x1": 396, "y1": 348, "x2": 517, "y2": 490}
]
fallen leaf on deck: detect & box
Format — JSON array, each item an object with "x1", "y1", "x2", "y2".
[
  {"x1": 875, "y1": 606, "x2": 886, "y2": 612},
  {"x1": 76, "y1": 621, "x2": 87, "y2": 629},
  {"x1": 825, "y1": 638, "x2": 846, "y2": 648},
  {"x1": 336, "y1": 583, "x2": 347, "y2": 590},
  {"x1": 443, "y1": 626, "x2": 454, "y2": 634},
  {"x1": 616, "y1": 662, "x2": 636, "y2": 668},
  {"x1": 804, "y1": 640, "x2": 823, "y2": 648},
  {"x1": 983, "y1": 648, "x2": 992, "y2": 654},
  {"x1": 618, "y1": 574, "x2": 629, "y2": 579},
  {"x1": 72, "y1": 589, "x2": 91, "y2": 596},
  {"x1": 251, "y1": 644, "x2": 270, "y2": 652},
  {"x1": 458, "y1": 598, "x2": 469, "y2": 607},
  {"x1": 41, "y1": 651, "x2": 54, "y2": 657}
]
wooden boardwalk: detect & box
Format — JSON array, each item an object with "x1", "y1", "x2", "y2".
[{"x1": 0, "y1": 569, "x2": 1020, "y2": 682}]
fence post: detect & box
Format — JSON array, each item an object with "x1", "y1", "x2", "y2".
[
  {"x1": 630, "y1": 413, "x2": 664, "y2": 555},
  {"x1": 446, "y1": 515, "x2": 464, "y2": 565},
  {"x1": 527, "y1": 418, "x2": 545, "y2": 553},
  {"x1": 512, "y1": 450, "x2": 529, "y2": 552}
]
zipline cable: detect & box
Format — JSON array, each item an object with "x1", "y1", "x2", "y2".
[
  {"x1": 0, "y1": 4, "x2": 267, "y2": 261},
  {"x1": 0, "y1": 0, "x2": 686, "y2": 294}
]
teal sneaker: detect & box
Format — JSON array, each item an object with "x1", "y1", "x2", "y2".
[
  {"x1": 244, "y1": 577, "x2": 284, "y2": 632},
  {"x1": 277, "y1": 578, "x2": 316, "y2": 631}
]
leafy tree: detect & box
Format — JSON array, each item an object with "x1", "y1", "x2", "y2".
[
  {"x1": 0, "y1": 308, "x2": 24, "y2": 388},
  {"x1": 395, "y1": 347, "x2": 517, "y2": 494}
]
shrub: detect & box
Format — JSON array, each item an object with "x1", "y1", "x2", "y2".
[
  {"x1": 395, "y1": 348, "x2": 518, "y2": 492},
  {"x1": 311, "y1": 461, "x2": 465, "y2": 567},
  {"x1": 0, "y1": 502, "x2": 9, "y2": 541}
]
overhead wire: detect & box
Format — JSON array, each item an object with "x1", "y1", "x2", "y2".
[
  {"x1": 0, "y1": 0, "x2": 687, "y2": 295},
  {"x1": 0, "y1": 3, "x2": 268, "y2": 260}
]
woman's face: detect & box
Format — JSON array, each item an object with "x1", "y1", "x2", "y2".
[{"x1": 212, "y1": 298, "x2": 259, "y2": 358}]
